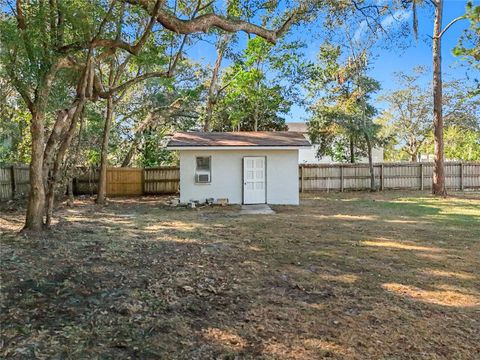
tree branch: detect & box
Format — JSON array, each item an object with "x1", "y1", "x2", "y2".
[
  {"x1": 98, "y1": 71, "x2": 169, "y2": 98},
  {"x1": 437, "y1": 15, "x2": 466, "y2": 39},
  {"x1": 59, "y1": 0, "x2": 161, "y2": 55},
  {"x1": 15, "y1": 0, "x2": 26, "y2": 29},
  {"x1": 123, "y1": 0, "x2": 307, "y2": 44}
]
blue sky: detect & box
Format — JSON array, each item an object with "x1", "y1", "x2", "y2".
[
  {"x1": 288, "y1": 0, "x2": 477, "y2": 122},
  {"x1": 188, "y1": 0, "x2": 477, "y2": 123}
]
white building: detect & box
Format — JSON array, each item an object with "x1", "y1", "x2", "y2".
[
  {"x1": 286, "y1": 122, "x2": 384, "y2": 164},
  {"x1": 167, "y1": 131, "x2": 310, "y2": 205}
]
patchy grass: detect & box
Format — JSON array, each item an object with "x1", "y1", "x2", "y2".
[{"x1": 1, "y1": 192, "x2": 479, "y2": 359}]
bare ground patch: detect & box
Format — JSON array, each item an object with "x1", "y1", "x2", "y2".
[{"x1": 1, "y1": 192, "x2": 479, "y2": 359}]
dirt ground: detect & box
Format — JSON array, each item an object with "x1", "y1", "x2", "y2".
[{"x1": 1, "y1": 192, "x2": 479, "y2": 359}]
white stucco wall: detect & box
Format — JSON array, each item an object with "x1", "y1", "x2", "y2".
[
  {"x1": 299, "y1": 145, "x2": 384, "y2": 164},
  {"x1": 178, "y1": 149, "x2": 299, "y2": 205}
]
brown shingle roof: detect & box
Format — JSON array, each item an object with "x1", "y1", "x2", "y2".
[
  {"x1": 286, "y1": 122, "x2": 308, "y2": 133},
  {"x1": 167, "y1": 131, "x2": 310, "y2": 148}
]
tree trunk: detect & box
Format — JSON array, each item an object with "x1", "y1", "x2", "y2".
[
  {"x1": 411, "y1": 153, "x2": 418, "y2": 162},
  {"x1": 365, "y1": 133, "x2": 376, "y2": 191},
  {"x1": 349, "y1": 136, "x2": 355, "y2": 163},
  {"x1": 96, "y1": 96, "x2": 115, "y2": 205},
  {"x1": 67, "y1": 178, "x2": 74, "y2": 207},
  {"x1": 121, "y1": 144, "x2": 136, "y2": 167},
  {"x1": 432, "y1": 0, "x2": 446, "y2": 195},
  {"x1": 204, "y1": 97, "x2": 216, "y2": 132},
  {"x1": 204, "y1": 34, "x2": 229, "y2": 132},
  {"x1": 24, "y1": 111, "x2": 46, "y2": 230},
  {"x1": 45, "y1": 185, "x2": 55, "y2": 227},
  {"x1": 45, "y1": 100, "x2": 85, "y2": 226}
]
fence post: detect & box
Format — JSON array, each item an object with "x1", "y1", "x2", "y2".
[
  {"x1": 380, "y1": 164, "x2": 384, "y2": 191},
  {"x1": 460, "y1": 162, "x2": 464, "y2": 191},
  {"x1": 10, "y1": 165, "x2": 16, "y2": 199},
  {"x1": 340, "y1": 165, "x2": 344, "y2": 192},
  {"x1": 300, "y1": 165, "x2": 304, "y2": 193},
  {"x1": 420, "y1": 163, "x2": 424, "y2": 191}
]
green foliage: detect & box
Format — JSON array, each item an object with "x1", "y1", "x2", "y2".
[
  {"x1": 0, "y1": 110, "x2": 31, "y2": 165},
  {"x1": 452, "y1": 2, "x2": 480, "y2": 96},
  {"x1": 210, "y1": 36, "x2": 306, "y2": 131},
  {"x1": 137, "y1": 129, "x2": 179, "y2": 167},
  {"x1": 379, "y1": 68, "x2": 432, "y2": 161},
  {"x1": 379, "y1": 69, "x2": 479, "y2": 161},
  {"x1": 453, "y1": 2, "x2": 480, "y2": 64},
  {"x1": 0, "y1": 76, "x2": 31, "y2": 165},
  {"x1": 422, "y1": 126, "x2": 480, "y2": 161},
  {"x1": 307, "y1": 43, "x2": 383, "y2": 162}
]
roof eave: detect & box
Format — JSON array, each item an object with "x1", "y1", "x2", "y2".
[{"x1": 166, "y1": 145, "x2": 311, "y2": 151}]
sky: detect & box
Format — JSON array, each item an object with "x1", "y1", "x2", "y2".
[
  {"x1": 188, "y1": 0, "x2": 477, "y2": 123},
  {"x1": 289, "y1": 0, "x2": 477, "y2": 122}
]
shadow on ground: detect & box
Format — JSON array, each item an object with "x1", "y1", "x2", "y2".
[{"x1": 1, "y1": 191, "x2": 479, "y2": 359}]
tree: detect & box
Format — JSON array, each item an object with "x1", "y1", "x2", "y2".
[
  {"x1": 0, "y1": 75, "x2": 30, "y2": 165},
  {"x1": 1, "y1": 0, "x2": 306, "y2": 231},
  {"x1": 203, "y1": 33, "x2": 233, "y2": 131},
  {"x1": 381, "y1": 74, "x2": 480, "y2": 161},
  {"x1": 307, "y1": 44, "x2": 383, "y2": 190},
  {"x1": 409, "y1": 0, "x2": 480, "y2": 195},
  {"x1": 380, "y1": 68, "x2": 432, "y2": 162},
  {"x1": 453, "y1": 1, "x2": 480, "y2": 96},
  {"x1": 421, "y1": 126, "x2": 480, "y2": 161},
  {"x1": 209, "y1": 36, "x2": 306, "y2": 131}
]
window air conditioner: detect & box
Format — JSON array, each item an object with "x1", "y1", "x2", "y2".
[{"x1": 195, "y1": 171, "x2": 210, "y2": 183}]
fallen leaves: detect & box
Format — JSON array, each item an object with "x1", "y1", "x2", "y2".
[{"x1": 1, "y1": 193, "x2": 479, "y2": 359}]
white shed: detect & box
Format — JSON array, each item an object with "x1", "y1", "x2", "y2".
[{"x1": 166, "y1": 131, "x2": 310, "y2": 205}]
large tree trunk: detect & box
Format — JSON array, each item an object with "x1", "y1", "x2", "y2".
[
  {"x1": 349, "y1": 136, "x2": 355, "y2": 163},
  {"x1": 204, "y1": 34, "x2": 229, "y2": 132},
  {"x1": 365, "y1": 133, "x2": 376, "y2": 191},
  {"x1": 96, "y1": 96, "x2": 115, "y2": 205},
  {"x1": 45, "y1": 101, "x2": 85, "y2": 226},
  {"x1": 24, "y1": 111, "x2": 46, "y2": 230},
  {"x1": 432, "y1": 0, "x2": 446, "y2": 195}
]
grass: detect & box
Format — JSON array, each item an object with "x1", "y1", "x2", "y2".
[{"x1": 1, "y1": 192, "x2": 479, "y2": 359}]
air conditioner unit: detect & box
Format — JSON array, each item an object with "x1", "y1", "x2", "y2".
[{"x1": 195, "y1": 171, "x2": 210, "y2": 183}]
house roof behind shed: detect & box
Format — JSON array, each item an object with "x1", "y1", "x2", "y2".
[
  {"x1": 286, "y1": 122, "x2": 308, "y2": 133},
  {"x1": 167, "y1": 131, "x2": 310, "y2": 148}
]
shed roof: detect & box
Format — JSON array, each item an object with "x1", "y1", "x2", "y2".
[{"x1": 167, "y1": 131, "x2": 310, "y2": 149}]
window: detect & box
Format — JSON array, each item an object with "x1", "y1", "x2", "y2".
[
  {"x1": 195, "y1": 156, "x2": 211, "y2": 183},
  {"x1": 196, "y1": 156, "x2": 211, "y2": 171}
]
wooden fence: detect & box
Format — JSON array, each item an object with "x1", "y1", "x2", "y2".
[
  {"x1": 106, "y1": 168, "x2": 144, "y2": 196},
  {"x1": 74, "y1": 167, "x2": 180, "y2": 196},
  {"x1": 2, "y1": 162, "x2": 479, "y2": 200},
  {"x1": 144, "y1": 166, "x2": 181, "y2": 195},
  {"x1": 0, "y1": 166, "x2": 180, "y2": 200},
  {"x1": 299, "y1": 162, "x2": 480, "y2": 192},
  {"x1": 0, "y1": 165, "x2": 30, "y2": 200}
]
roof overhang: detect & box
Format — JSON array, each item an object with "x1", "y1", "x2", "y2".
[{"x1": 167, "y1": 145, "x2": 311, "y2": 151}]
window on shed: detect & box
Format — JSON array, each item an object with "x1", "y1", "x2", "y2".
[
  {"x1": 195, "y1": 156, "x2": 211, "y2": 183},
  {"x1": 196, "y1": 156, "x2": 211, "y2": 171}
]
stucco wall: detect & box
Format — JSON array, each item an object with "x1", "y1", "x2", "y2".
[
  {"x1": 179, "y1": 149, "x2": 299, "y2": 205},
  {"x1": 299, "y1": 145, "x2": 384, "y2": 164}
]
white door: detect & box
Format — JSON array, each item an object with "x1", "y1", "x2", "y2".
[{"x1": 243, "y1": 157, "x2": 266, "y2": 204}]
